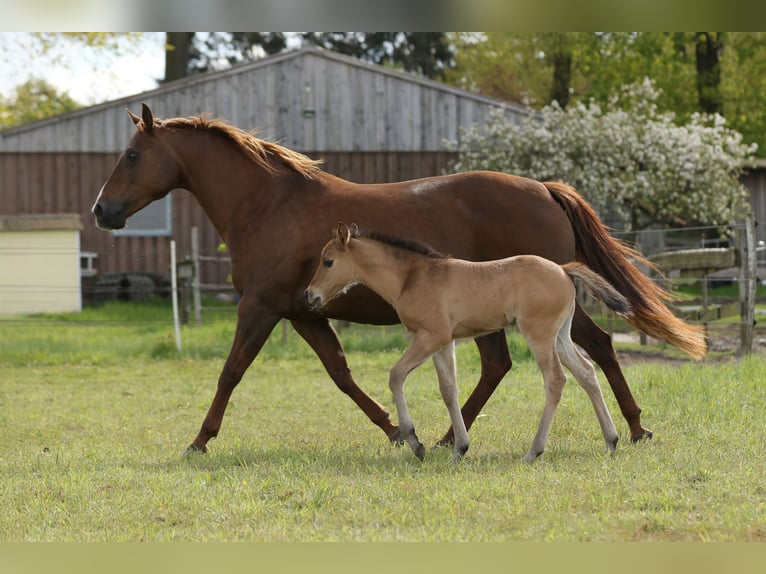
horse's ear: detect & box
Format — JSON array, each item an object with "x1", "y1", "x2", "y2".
[
  {"x1": 127, "y1": 108, "x2": 141, "y2": 126},
  {"x1": 350, "y1": 223, "x2": 359, "y2": 237},
  {"x1": 141, "y1": 103, "x2": 154, "y2": 132},
  {"x1": 336, "y1": 222, "x2": 351, "y2": 245}
]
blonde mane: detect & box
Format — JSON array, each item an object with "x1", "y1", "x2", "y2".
[{"x1": 151, "y1": 114, "x2": 323, "y2": 179}]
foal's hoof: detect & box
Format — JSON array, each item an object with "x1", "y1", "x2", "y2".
[
  {"x1": 630, "y1": 428, "x2": 653, "y2": 443},
  {"x1": 183, "y1": 443, "x2": 209, "y2": 457},
  {"x1": 389, "y1": 429, "x2": 406, "y2": 447}
]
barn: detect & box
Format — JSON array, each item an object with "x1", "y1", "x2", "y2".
[{"x1": 0, "y1": 46, "x2": 528, "y2": 302}]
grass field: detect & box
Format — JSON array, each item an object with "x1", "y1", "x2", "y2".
[{"x1": 1, "y1": 300, "x2": 765, "y2": 541}]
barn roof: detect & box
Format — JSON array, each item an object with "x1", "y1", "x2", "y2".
[{"x1": 0, "y1": 46, "x2": 528, "y2": 153}]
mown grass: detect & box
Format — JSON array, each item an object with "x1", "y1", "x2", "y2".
[{"x1": 0, "y1": 300, "x2": 764, "y2": 541}]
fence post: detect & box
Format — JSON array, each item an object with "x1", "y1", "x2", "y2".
[
  {"x1": 191, "y1": 226, "x2": 202, "y2": 325},
  {"x1": 737, "y1": 215, "x2": 757, "y2": 355}
]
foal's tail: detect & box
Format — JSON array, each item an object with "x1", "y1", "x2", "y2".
[
  {"x1": 562, "y1": 262, "x2": 631, "y2": 315},
  {"x1": 544, "y1": 181, "x2": 707, "y2": 360}
]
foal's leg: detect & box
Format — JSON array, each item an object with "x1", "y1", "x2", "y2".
[
  {"x1": 556, "y1": 324, "x2": 619, "y2": 455},
  {"x1": 523, "y1": 339, "x2": 567, "y2": 463},
  {"x1": 388, "y1": 332, "x2": 445, "y2": 460},
  {"x1": 432, "y1": 342, "x2": 469, "y2": 462},
  {"x1": 571, "y1": 304, "x2": 651, "y2": 442},
  {"x1": 437, "y1": 331, "x2": 511, "y2": 447}
]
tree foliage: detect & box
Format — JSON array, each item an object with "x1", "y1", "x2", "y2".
[
  {"x1": 445, "y1": 32, "x2": 766, "y2": 157},
  {"x1": 176, "y1": 32, "x2": 454, "y2": 80},
  {"x1": 0, "y1": 78, "x2": 80, "y2": 128},
  {"x1": 446, "y1": 80, "x2": 756, "y2": 231}
]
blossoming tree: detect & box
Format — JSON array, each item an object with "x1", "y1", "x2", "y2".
[{"x1": 447, "y1": 79, "x2": 757, "y2": 231}]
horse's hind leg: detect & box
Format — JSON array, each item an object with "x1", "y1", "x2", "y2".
[
  {"x1": 557, "y1": 324, "x2": 619, "y2": 455},
  {"x1": 432, "y1": 342, "x2": 469, "y2": 462},
  {"x1": 291, "y1": 318, "x2": 399, "y2": 442},
  {"x1": 523, "y1": 340, "x2": 567, "y2": 463}
]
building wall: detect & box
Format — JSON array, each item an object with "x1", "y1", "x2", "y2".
[{"x1": 0, "y1": 227, "x2": 81, "y2": 315}]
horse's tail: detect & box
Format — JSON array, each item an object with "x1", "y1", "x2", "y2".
[
  {"x1": 544, "y1": 180, "x2": 707, "y2": 360},
  {"x1": 562, "y1": 262, "x2": 631, "y2": 316}
]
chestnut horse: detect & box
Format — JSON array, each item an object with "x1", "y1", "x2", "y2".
[
  {"x1": 306, "y1": 223, "x2": 631, "y2": 463},
  {"x1": 92, "y1": 104, "x2": 706, "y2": 454}
]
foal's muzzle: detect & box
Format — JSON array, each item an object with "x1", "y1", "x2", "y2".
[{"x1": 303, "y1": 289, "x2": 323, "y2": 311}]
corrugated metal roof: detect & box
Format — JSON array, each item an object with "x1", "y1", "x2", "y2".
[{"x1": 0, "y1": 213, "x2": 83, "y2": 231}]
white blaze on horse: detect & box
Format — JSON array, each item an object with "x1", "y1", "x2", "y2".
[{"x1": 305, "y1": 223, "x2": 633, "y2": 463}]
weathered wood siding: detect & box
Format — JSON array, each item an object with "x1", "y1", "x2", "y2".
[
  {"x1": 0, "y1": 48, "x2": 526, "y2": 154},
  {"x1": 0, "y1": 151, "x2": 459, "y2": 288}
]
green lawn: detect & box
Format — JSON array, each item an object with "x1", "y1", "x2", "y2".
[{"x1": 0, "y1": 301, "x2": 764, "y2": 541}]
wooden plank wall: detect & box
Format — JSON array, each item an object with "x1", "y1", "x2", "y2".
[
  {"x1": 0, "y1": 151, "x2": 458, "y2": 289},
  {"x1": 6, "y1": 150, "x2": 764, "y2": 291}
]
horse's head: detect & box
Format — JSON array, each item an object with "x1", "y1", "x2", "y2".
[
  {"x1": 92, "y1": 103, "x2": 183, "y2": 230},
  {"x1": 304, "y1": 222, "x2": 360, "y2": 310}
]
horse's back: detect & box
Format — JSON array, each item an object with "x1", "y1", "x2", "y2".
[{"x1": 339, "y1": 170, "x2": 577, "y2": 264}]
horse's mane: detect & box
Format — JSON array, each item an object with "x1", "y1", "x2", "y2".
[
  {"x1": 355, "y1": 228, "x2": 448, "y2": 259},
  {"x1": 153, "y1": 114, "x2": 323, "y2": 179}
]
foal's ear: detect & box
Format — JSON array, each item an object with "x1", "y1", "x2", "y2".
[
  {"x1": 336, "y1": 222, "x2": 352, "y2": 245},
  {"x1": 127, "y1": 108, "x2": 142, "y2": 126},
  {"x1": 141, "y1": 103, "x2": 154, "y2": 132}
]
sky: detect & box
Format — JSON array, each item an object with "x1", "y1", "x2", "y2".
[{"x1": 0, "y1": 32, "x2": 166, "y2": 106}]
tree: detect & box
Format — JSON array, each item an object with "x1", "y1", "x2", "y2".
[
  {"x1": 302, "y1": 32, "x2": 454, "y2": 78},
  {"x1": 0, "y1": 78, "x2": 80, "y2": 128},
  {"x1": 164, "y1": 32, "x2": 454, "y2": 81},
  {"x1": 446, "y1": 80, "x2": 756, "y2": 231}
]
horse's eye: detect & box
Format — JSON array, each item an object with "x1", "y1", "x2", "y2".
[
  {"x1": 323, "y1": 259, "x2": 333, "y2": 268},
  {"x1": 126, "y1": 150, "x2": 139, "y2": 162}
]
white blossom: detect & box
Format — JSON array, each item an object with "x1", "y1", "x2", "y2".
[{"x1": 446, "y1": 80, "x2": 757, "y2": 230}]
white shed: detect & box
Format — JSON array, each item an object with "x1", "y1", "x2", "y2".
[{"x1": 0, "y1": 214, "x2": 84, "y2": 315}]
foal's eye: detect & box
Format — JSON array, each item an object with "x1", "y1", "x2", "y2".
[
  {"x1": 323, "y1": 259, "x2": 334, "y2": 268},
  {"x1": 126, "y1": 150, "x2": 139, "y2": 162}
]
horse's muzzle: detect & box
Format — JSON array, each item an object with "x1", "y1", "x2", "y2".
[
  {"x1": 92, "y1": 199, "x2": 127, "y2": 230},
  {"x1": 303, "y1": 289, "x2": 323, "y2": 311}
]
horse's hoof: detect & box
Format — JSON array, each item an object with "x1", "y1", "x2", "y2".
[
  {"x1": 183, "y1": 443, "x2": 209, "y2": 456},
  {"x1": 630, "y1": 428, "x2": 653, "y2": 443}
]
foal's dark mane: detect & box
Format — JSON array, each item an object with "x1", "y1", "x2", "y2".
[
  {"x1": 145, "y1": 114, "x2": 324, "y2": 179},
  {"x1": 355, "y1": 228, "x2": 448, "y2": 259}
]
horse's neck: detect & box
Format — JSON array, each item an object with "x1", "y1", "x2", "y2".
[{"x1": 165, "y1": 130, "x2": 285, "y2": 245}]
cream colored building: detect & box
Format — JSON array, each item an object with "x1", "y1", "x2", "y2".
[{"x1": 0, "y1": 214, "x2": 83, "y2": 315}]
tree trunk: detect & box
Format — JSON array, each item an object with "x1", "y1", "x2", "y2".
[
  {"x1": 164, "y1": 32, "x2": 195, "y2": 83},
  {"x1": 695, "y1": 32, "x2": 723, "y2": 115},
  {"x1": 549, "y1": 34, "x2": 572, "y2": 108}
]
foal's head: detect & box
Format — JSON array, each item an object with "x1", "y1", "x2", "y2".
[{"x1": 304, "y1": 222, "x2": 360, "y2": 310}]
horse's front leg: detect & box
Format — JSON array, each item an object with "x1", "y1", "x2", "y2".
[
  {"x1": 437, "y1": 330, "x2": 511, "y2": 446},
  {"x1": 388, "y1": 332, "x2": 446, "y2": 461},
  {"x1": 290, "y1": 318, "x2": 399, "y2": 442},
  {"x1": 185, "y1": 297, "x2": 280, "y2": 454}
]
